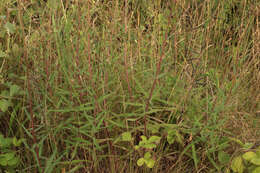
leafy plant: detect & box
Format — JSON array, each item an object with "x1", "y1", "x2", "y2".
[
  {"x1": 0, "y1": 133, "x2": 24, "y2": 172},
  {"x1": 0, "y1": 82, "x2": 22, "y2": 113},
  {"x1": 230, "y1": 146, "x2": 260, "y2": 173},
  {"x1": 135, "y1": 135, "x2": 161, "y2": 168}
]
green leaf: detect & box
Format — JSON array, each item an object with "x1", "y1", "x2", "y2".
[
  {"x1": 251, "y1": 157, "x2": 260, "y2": 166},
  {"x1": 252, "y1": 167, "x2": 260, "y2": 173},
  {"x1": 218, "y1": 151, "x2": 231, "y2": 164},
  {"x1": 144, "y1": 152, "x2": 151, "y2": 159},
  {"x1": 0, "y1": 157, "x2": 8, "y2": 166},
  {"x1": 121, "y1": 132, "x2": 132, "y2": 141},
  {"x1": 0, "y1": 137, "x2": 13, "y2": 148},
  {"x1": 144, "y1": 143, "x2": 157, "y2": 149},
  {"x1": 175, "y1": 131, "x2": 184, "y2": 146},
  {"x1": 148, "y1": 136, "x2": 161, "y2": 144},
  {"x1": 256, "y1": 146, "x2": 260, "y2": 156},
  {"x1": 4, "y1": 22, "x2": 16, "y2": 34},
  {"x1": 137, "y1": 158, "x2": 145, "y2": 166},
  {"x1": 231, "y1": 156, "x2": 244, "y2": 173},
  {"x1": 243, "y1": 142, "x2": 254, "y2": 149},
  {"x1": 140, "y1": 136, "x2": 147, "y2": 142},
  {"x1": 6, "y1": 152, "x2": 15, "y2": 161},
  {"x1": 242, "y1": 151, "x2": 257, "y2": 161},
  {"x1": 10, "y1": 85, "x2": 20, "y2": 97},
  {"x1": 0, "y1": 50, "x2": 8, "y2": 58},
  {"x1": 8, "y1": 157, "x2": 19, "y2": 167},
  {"x1": 146, "y1": 158, "x2": 155, "y2": 168},
  {"x1": 0, "y1": 99, "x2": 12, "y2": 112},
  {"x1": 167, "y1": 130, "x2": 175, "y2": 144}
]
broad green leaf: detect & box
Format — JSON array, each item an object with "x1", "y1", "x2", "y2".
[
  {"x1": 8, "y1": 157, "x2": 19, "y2": 167},
  {"x1": 13, "y1": 137, "x2": 18, "y2": 146},
  {"x1": 140, "y1": 136, "x2": 147, "y2": 142},
  {"x1": 134, "y1": 145, "x2": 140, "y2": 150},
  {"x1": 13, "y1": 137, "x2": 24, "y2": 147},
  {"x1": 144, "y1": 143, "x2": 156, "y2": 149},
  {"x1": 252, "y1": 167, "x2": 260, "y2": 173},
  {"x1": 231, "y1": 156, "x2": 244, "y2": 173},
  {"x1": 121, "y1": 132, "x2": 132, "y2": 141},
  {"x1": 0, "y1": 99, "x2": 12, "y2": 112},
  {"x1": 242, "y1": 151, "x2": 257, "y2": 161},
  {"x1": 144, "y1": 152, "x2": 151, "y2": 159},
  {"x1": 0, "y1": 137, "x2": 13, "y2": 148},
  {"x1": 146, "y1": 158, "x2": 155, "y2": 168},
  {"x1": 218, "y1": 151, "x2": 231, "y2": 164},
  {"x1": 137, "y1": 158, "x2": 144, "y2": 166},
  {"x1": 148, "y1": 136, "x2": 161, "y2": 143},
  {"x1": 4, "y1": 152, "x2": 15, "y2": 161},
  {"x1": 0, "y1": 157, "x2": 8, "y2": 166},
  {"x1": 251, "y1": 157, "x2": 260, "y2": 166}
]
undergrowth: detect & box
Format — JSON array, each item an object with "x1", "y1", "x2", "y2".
[{"x1": 0, "y1": 0, "x2": 259, "y2": 172}]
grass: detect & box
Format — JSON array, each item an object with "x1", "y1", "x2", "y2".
[{"x1": 0, "y1": 0, "x2": 259, "y2": 172}]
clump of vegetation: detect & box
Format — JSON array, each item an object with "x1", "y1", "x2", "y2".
[{"x1": 0, "y1": 0, "x2": 259, "y2": 172}]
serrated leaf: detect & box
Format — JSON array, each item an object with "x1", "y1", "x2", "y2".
[
  {"x1": 121, "y1": 132, "x2": 132, "y2": 141},
  {"x1": 146, "y1": 158, "x2": 155, "y2": 168},
  {"x1": 148, "y1": 136, "x2": 161, "y2": 144},
  {"x1": 251, "y1": 157, "x2": 260, "y2": 166},
  {"x1": 10, "y1": 84, "x2": 20, "y2": 97},
  {"x1": 137, "y1": 158, "x2": 144, "y2": 166},
  {"x1": 144, "y1": 152, "x2": 151, "y2": 159},
  {"x1": 0, "y1": 99, "x2": 12, "y2": 112},
  {"x1": 218, "y1": 151, "x2": 230, "y2": 164},
  {"x1": 231, "y1": 156, "x2": 244, "y2": 173},
  {"x1": 242, "y1": 151, "x2": 257, "y2": 161}
]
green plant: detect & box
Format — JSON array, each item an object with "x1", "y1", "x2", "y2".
[
  {"x1": 0, "y1": 133, "x2": 24, "y2": 172},
  {"x1": 230, "y1": 146, "x2": 260, "y2": 173},
  {"x1": 135, "y1": 135, "x2": 161, "y2": 168},
  {"x1": 120, "y1": 132, "x2": 161, "y2": 168},
  {"x1": 0, "y1": 82, "x2": 22, "y2": 113}
]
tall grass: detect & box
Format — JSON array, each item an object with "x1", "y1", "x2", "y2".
[{"x1": 0, "y1": 0, "x2": 259, "y2": 172}]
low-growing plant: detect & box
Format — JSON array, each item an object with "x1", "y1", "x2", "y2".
[
  {"x1": 0, "y1": 133, "x2": 24, "y2": 172},
  {"x1": 230, "y1": 146, "x2": 260, "y2": 173}
]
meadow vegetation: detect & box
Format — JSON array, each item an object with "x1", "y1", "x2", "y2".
[{"x1": 0, "y1": 0, "x2": 259, "y2": 172}]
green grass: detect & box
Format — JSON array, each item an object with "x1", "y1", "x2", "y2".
[{"x1": 0, "y1": 0, "x2": 259, "y2": 172}]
